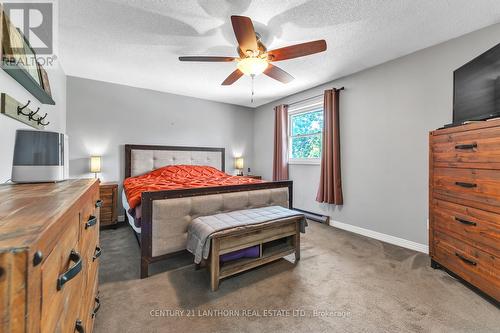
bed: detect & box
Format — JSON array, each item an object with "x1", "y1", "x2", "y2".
[{"x1": 123, "y1": 144, "x2": 293, "y2": 278}]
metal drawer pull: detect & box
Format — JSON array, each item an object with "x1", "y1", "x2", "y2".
[
  {"x1": 95, "y1": 199, "x2": 103, "y2": 208},
  {"x1": 91, "y1": 294, "x2": 101, "y2": 318},
  {"x1": 57, "y1": 250, "x2": 82, "y2": 290},
  {"x1": 85, "y1": 215, "x2": 97, "y2": 229},
  {"x1": 454, "y1": 143, "x2": 477, "y2": 150},
  {"x1": 455, "y1": 182, "x2": 477, "y2": 188},
  {"x1": 455, "y1": 252, "x2": 477, "y2": 266},
  {"x1": 93, "y1": 246, "x2": 102, "y2": 261},
  {"x1": 75, "y1": 319, "x2": 85, "y2": 333},
  {"x1": 455, "y1": 217, "x2": 477, "y2": 226}
]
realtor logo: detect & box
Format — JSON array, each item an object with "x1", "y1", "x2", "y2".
[{"x1": 3, "y1": 1, "x2": 54, "y2": 55}]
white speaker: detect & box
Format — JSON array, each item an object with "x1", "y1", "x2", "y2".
[{"x1": 12, "y1": 130, "x2": 69, "y2": 183}]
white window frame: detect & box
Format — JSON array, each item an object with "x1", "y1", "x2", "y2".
[{"x1": 288, "y1": 101, "x2": 323, "y2": 165}]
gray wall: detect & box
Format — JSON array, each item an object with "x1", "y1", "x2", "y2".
[
  {"x1": 67, "y1": 76, "x2": 254, "y2": 212},
  {"x1": 253, "y1": 23, "x2": 500, "y2": 246},
  {"x1": 0, "y1": 64, "x2": 66, "y2": 182}
]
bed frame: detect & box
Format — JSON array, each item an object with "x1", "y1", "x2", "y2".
[{"x1": 124, "y1": 144, "x2": 293, "y2": 278}]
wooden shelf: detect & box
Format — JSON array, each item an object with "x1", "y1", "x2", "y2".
[
  {"x1": 219, "y1": 239, "x2": 294, "y2": 279},
  {"x1": 2, "y1": 62, "x2": 55, "y2": 105},
  {"x1": 262, "y1": 238, "x2": 292, "y2": 256}
]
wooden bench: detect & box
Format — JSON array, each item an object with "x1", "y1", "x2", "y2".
[{"x1": 205, "y1": 216, "x2": 303, "y2": 291}]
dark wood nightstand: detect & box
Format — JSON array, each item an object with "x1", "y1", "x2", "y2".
[
  {"x1": 99, "y1": 182, "x2": 118, "y2": 227},
  {"x1": 242, "y1": 175, "x2": 262, "y2": 180}
]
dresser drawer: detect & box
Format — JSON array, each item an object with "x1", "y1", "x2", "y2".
[
  {"x1": 432, "y1": 199, "x2": 500, "y2": 256},
  {"x1": 101, "y1": 193, "x2": 114, "y2": 207},
  {"x1": 433, "y1": 230, "x2": 499, "y2": 301},
  {"x1": 80, "y1": 196, "x2": 100, "y2": 266},
  {"x1": 432, "y1": 125, "x2": 500, "y2": 167},
  {"x1": 79, "y1": 249, "x2": 100, "y2": 333},
  {"x1": 100, "y1": 207, "x2": 112, "y2": 218},
  {"x1": 433, "y1": 167, "x2": 500, "y2": 209},
  {"x1": 41, "y1": 214, "x2": 84, "y2": 333}
]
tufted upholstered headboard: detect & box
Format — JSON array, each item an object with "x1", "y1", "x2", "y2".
[{"x1": 125, "y1": 144, "x2": 225, "y2": 178}]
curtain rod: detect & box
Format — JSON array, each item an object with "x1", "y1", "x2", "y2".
[{"x1": 287, "y1": 87, "x2": 344, "y2": 107}]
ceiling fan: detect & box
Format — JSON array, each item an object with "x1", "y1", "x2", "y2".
[{"x1": 178, "y1": 16, "x2": 327, "y2": 87}]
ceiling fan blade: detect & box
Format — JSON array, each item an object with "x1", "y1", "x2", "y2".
[
  {"x1": 231, "y1": 15, "x2": 258, "y2": 53},
  {"x1": 179, "y1": 56, "x2": 236, "y2": 62},
  {"x1": 221, "y1": 69, "x2": 244, "y2": 85},
  {"x1": 268, "y1": 40, "x2": 327, "y2": 61},
  {"x1": 263, "y1": 64, "x2": 294, "y2": 84}
]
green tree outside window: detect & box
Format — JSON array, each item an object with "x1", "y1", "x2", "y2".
[{"x1": 289, "y1": 109, "x2": 323, "y2": 159}]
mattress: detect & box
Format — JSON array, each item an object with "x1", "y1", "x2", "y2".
[{"x1": 122, "y1": 189, "x2": 141, "y2": 234}]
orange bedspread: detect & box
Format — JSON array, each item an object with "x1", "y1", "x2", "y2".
[{"x1": 123, "y1": 165, "x2": 263, "y2": 210}]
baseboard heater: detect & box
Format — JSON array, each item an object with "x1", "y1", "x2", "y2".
[{"x1": 293, "y1": 208, "x2": 329, "y2": 224}]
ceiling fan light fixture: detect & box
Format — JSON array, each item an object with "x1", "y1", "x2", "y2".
[
  {"x1": 179, "y1": 16, "x2": 326, "y2": 86},
  {"x1": 237, "y1": 57, "x2": 268, "y2": 76}
]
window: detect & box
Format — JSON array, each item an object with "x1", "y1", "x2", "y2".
[{"x1": 288, "y1": 106, "x2": 323, "y2": 164}]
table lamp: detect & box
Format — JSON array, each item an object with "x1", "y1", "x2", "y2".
[
  {"x1": 234, "y1": 157, "x2": 244, "y2": 176},
  {"x1": 90, "y1": 156, "x2": 101, "y2": 178}
]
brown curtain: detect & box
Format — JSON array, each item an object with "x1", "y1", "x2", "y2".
[
  {"x1": 316, "y1": 89, "x2": 343, "y2": 204},
  {"x1": 273, "y1": 104, "x2": 289, "y2": 181}
]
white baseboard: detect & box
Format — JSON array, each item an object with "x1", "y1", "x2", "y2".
[
  {"x1": 329, "y1": 220, "x2": 429, "y2": 254},
  {"x1": 118, "y1": 215, "x2": 125, "y2": 222}
]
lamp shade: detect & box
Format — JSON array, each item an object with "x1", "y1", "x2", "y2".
[
  {"x1": 237, "y1": 57, "x2": 268, "y2": 76},
  {"x1": 234, "y1": 157, "x2": 244, "y2": 170},
  {"x1": 90, "y1": 156, "x2": 101, "y2": 173}
]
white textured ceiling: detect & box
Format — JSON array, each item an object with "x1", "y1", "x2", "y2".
[{"x1": 59, "y1": 0, "x2": 500, "y2": 107}]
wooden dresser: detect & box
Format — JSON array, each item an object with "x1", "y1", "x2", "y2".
[
  {"x1": 429, "y1": 120, "x2": 500, "y2": 303},
  {"x1": 0, "y1": 179, "x2": 101, "y2": 332}
]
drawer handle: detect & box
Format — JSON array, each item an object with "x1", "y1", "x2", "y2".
[
  {"x1": 95, "y1": 199, "x2": 103, "y2": 208},
  {"x1": 455, "y1": 252, "x2": 477, "y2": 266},
  {"x1": 93, "y1": 246, "x2": 102, "y2": 261},
  {"x1": 57, "y1": 250, "x2": 82, "y2": 290},
  {"x1": 455, "y1": 182, "x2": 477, "y2": 188},
  {"x1": 85, "y1": 215, "x2": 98, "y2": 229},
  {"x1": 455, "y1": 217, "x2": 477, "y2": 226},
  {"x1": 91, "y1": 294, "x2": 101, "y2": 318},
  {"x1": 75, "y1": 319, "x2": 85, "y2": 333},
  {"x1": 454, "y1": 143, "x2": 477, "y2": 150}
]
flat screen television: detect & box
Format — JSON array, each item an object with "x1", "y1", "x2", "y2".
[{"x1": 453, "y1": 42, "x2": 500, "y2": 125}]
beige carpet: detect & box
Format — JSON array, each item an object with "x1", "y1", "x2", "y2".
[{"x1": 95, "y1": 222, "x2": 499, "y2": 333}]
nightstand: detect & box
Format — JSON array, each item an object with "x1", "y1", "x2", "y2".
[
  {"x1": 243, "y1": 175, "x2": 262, "y2": 180},
  {"x1": 99, "y1": 182, "x2": 118, "y2": 227}
]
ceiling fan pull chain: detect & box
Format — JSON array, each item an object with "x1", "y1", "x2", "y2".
[{"x1": 251, "y1": 74, "x2": 255, "y2": 103}]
